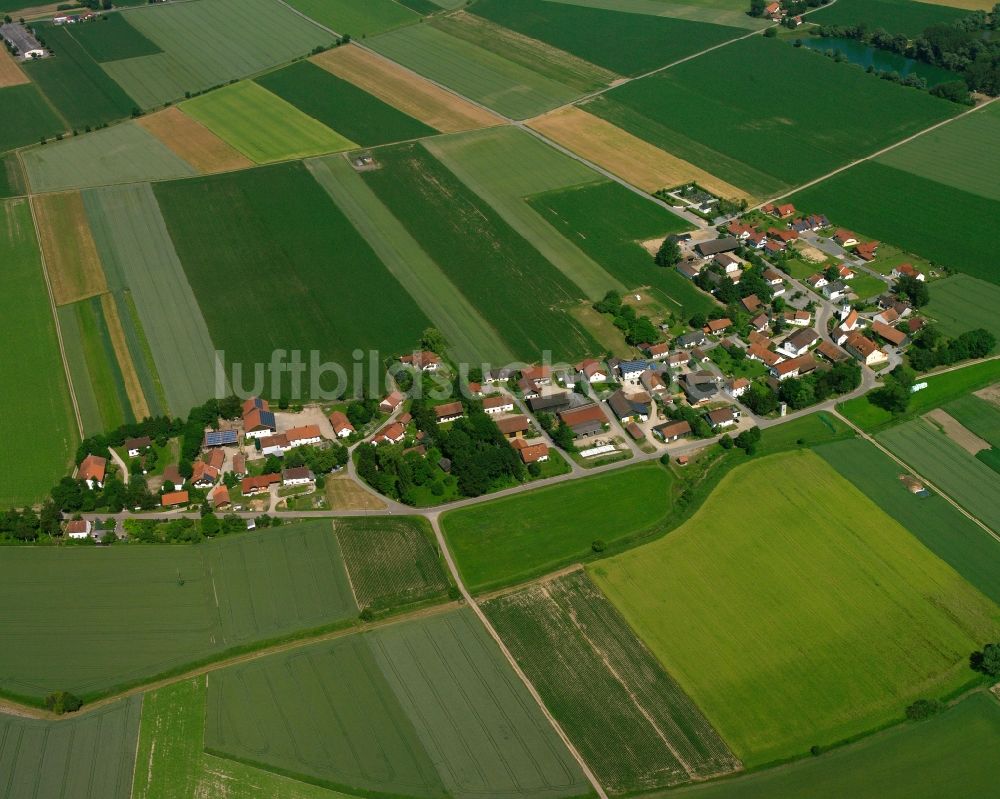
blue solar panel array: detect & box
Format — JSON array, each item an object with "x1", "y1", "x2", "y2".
[
  {"x1": 259, "y1": 410, "x2": 276, "y2": 428},
  {"x1": 249, "y1": 397, "x2": 266, "y2": 410},
  {"x1": 205, "y1": 430, "x2": 238, "y2": 446}
]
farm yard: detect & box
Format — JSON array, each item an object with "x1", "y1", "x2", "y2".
[
  {"x1": 206, "y1": 609, "x2": 589, "y2": 798},
  {"x1": 585, "y1": 37, "x2": 960, "y2": 197},
  {"x1": 590, "y1": 450, "x2": 1000, "y2": 767},
  {"x1": 442, "y1": 464, "x2": 673, "y2": 593},
  {"x1": 877, "y1": 418, "x2": 1000, "y2": 534},
  {"x1": 0, "y1": 697, "x2": 141, "y2": 799},
  {"x1": 0, "y1": 522, "x2": 358, "y2": 701},
  {"x1": 153, "y1": 162, "x2": 429, "y2": 399},
  {"x1": 483, "y1": 571, "x2": 740, "y2": 794},
  {"x1": 0, "y1": 199, "x2": 77, "y2": 508}
]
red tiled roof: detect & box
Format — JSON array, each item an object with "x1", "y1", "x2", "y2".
[
  {"x1": 161, "y1": 490, "x2": 189, "y2": 507},
  {"x1": 78, "y1": 454, "x2": 107, "y2": 483}
]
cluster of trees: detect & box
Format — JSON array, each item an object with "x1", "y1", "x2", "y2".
[
  {"x1": 661, "y1": 404, "x2": 713, "y2": 439},
  {"x1": 259, "y1": 443, "x2": 348, "y2": 483},
  {"x1": 719, "y1": 426, "x2": 763, "y2": 454},
  {"x1": 654, "y1": 238, "x2": 682, "y2": 268},
  {"x1": 593, "y1": 291, "x2": 660, "y2": 347},
  {"x1": 45, "y1": 691, "x2": 83, "y2": 715},
  {"x1": 123, "y1": 512, "x2": 267, "y2": 544},
  {"x1": 749, "y1": 0, "x2": 827, "y2": 18},
  {"x1": 970, "y1": 642, "x2": 1000, "y2": 678},
  {"x1": 895, "y1": 274, "x2": 930, "y2": 307},
  {"x1": 536, "y1": 411, "x2": 577, "y2": 451},
  {"x1": 869, "y1": 364, "x2": 918, "y2": 414},
  {"x1": 51, "y1": 473, "x2": 159, "y2": 515},
  {"x1": 742, "y1": 361, "x2": 861, "y2": 413},
  {"x1": 906, "y1": 326, "x2": 995, "y2": 372},
  {"x1": 0, "y1": 504, "x2": 64, "y2": 542}
]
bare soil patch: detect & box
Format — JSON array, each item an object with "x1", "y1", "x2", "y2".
[
  {"x1": 137, "y1": 107, "x2": 252, "y2": 174},
  {"x1": 974, "y1": 382, "x2": 1000, "y2": 407},
  {"x1": 917, "y1": 0, "x2": 994, "y2": 9},
  {"x1": 326, "y1": 475, "x2": 386, "y2": 511},
  {"x1": 796, "y1": 244, "x2": 827, "y2": 263},
  {"x1": 527, "y1": 106, "x2": 754, "y2": 200},
  {"x1": 311, "y1": 44, "x2": 503, "y2": 133},
  {"x1": 31, "y1": 191, "x2": 107, "y2": 306},
  {"x1": 0, "y1": 46, "x2": 28, "y2": 87},
  {"x1": 924, "y1": 408, "x2": 991, "y2": 455}
]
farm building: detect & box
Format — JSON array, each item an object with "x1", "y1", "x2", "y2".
[
  {"x1": 655, "y1": 420, "x2": 692, "y2": 442},
  {"x1": 483, "y1": 395, "x2": 515, "y2": 415},
  {"x1": 241, "y1": 474, "x2": 280, "y2": 496},
  {"x1": 328, "y1": 411, "x2": 354, "y2": 438},
  {"x1": 558, "y1": 404, "x2": 608, "y2": 438},
  {"x1": 161, "y1": 491, "x2": 189, "y2": 508},
  {"x1": 372, "y1": 422, "x2": 405, "y2": 446},
  {"x1": 213, "y1": 486, "x2": 232, "y2": 510},
  {"x1": 435, "y1": 402, "x2": 464, "y2": 424},
  {"x1": 379, "y1": 391, "x2": 404, "y2": 414},
  {"x1": 285, "y1": 425, "x2": 323, "y2": 448},
  {"x1": 495, "y1": 415, "x2": 531, "y2": 439},
  {"x1": 282, "y1": 467, "x2": 315, "y2": 486},
  {"x1": 65, "y1": 519, "x2": 92, "y2": 539}
]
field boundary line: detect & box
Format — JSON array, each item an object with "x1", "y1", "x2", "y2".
[
  {"x1": 831, "y1": 409, "x2": 1000, "y2": 544},
  {"x1": 428, "y1": 514, "x2": 609, "y2": 799}
]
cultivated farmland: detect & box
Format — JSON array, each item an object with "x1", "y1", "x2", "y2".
[
  {"x1": 368, "y1": 23, "x2": 583, "y2": 120},
  {"x1": 99, "y1": 0, "x2": 335, "y2": 109},
  {"x1": 924, "y1": 275, "x2": 1000, "y2": 340},
  {"x1": 21, "y1": 123, "x2": 197, "y2": 194},
  {"x1": 133, "y1": 677, "x2": 347, "y2": 799},
  {"x1": 30, "y1": 190, "x2": 106, "y2": 305},
  {"x1": 0, "y1": 153, "x2": 26, "y2": 198},
  {"x1": 590, "y1": 450, "x2": 1000, "y2": 767},
  {"x1": 66, "y1": 11, "x2": 162, "y2": 62},
  {"x1": 333, "y1": 516, "x2": 450, "y2": 611},
  {"x1": 816, "y1": 436, "x2": 1000, "y2": 606},
  {"x1": 877, "y1": 418, "x2": 1000, "y2": 534},
  {"x1": 83, "y1": 182, "x2": 218, "y2": 416},
  {"x1": 663, "y1": 691, "x2": 1000, "y2": 799},
  {"x1": 0, "y1": 83, "x2": 65, "y2": 153},
  {"x1": 809, "y1": 0, "x2": 968, "y2": 37},
  {"x1": 442, "y1": 464, "x2": 673, "y2": 593},
  {"x1": 256, "y1": 60, "x2": 436, "y2": 147},
  {"x1": 362, "y1": 142, "x2": 600, "y2": 361},
  {"x1": 0, "y1": 45, "x2": 28, "y2": 87},
  {"x1": 153, "y1": 162, "x2": 429, "y2": 398},
  {"x1": 0, "y1": 199, "x2": 77, "y2": 508},
  {"x1": 471, "y1": 0, "x2": 745, "y2": 75},
  {"x1": 286, "y1": 0, "x2": 420, "y2": 36},
  {"x1": 181, "y1": 82, "x2": 356, "y2": 164},
  {"x1": 136, "y1": 106, "x2": 253, "y2": 174},
  {"x1": 525, "y1": 0, "x2": 766, "y2": 29},
  {"x1": 0, "y1": 696, "x2": 142, "y2": 799},
  {"x1": 311, "y1": 45, "x2": 503, "y2": 133},
  {"x1": 0, "y1": 521, "x2": 357, "y2": 700},
  {"x1": 945, "y1": 393, "x2": 1000, "y2": 448},
  {"x1": 483, "y1": 571, "x2": 740, "y2": 793},
  {"x1": 527, "y1": 105, "x2": 753, "y2": 198},
  {"x1": 586, "y1": 37, "x2": 959, "y2": 196}
]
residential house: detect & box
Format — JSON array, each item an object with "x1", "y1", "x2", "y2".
[
  {"x1": 667, "y1": 351, "x2": 689, "y2": 368},
  {"x1": 763, "y1": 268, "x2": 784, "y2": 286},
  {"x1": 282, "y1": 466, "x2": 315, "y2": 486},
  {"x1": 434, "y1": 402, "x2": 464, "y2": 424},
  {"x1": 772, "y1": 202, "x2": 796, "y2": 218},
  {"x1": 379, "y1": 391, "x2": 404, "y2": 414},
  {"x1": 207, "y1": 449, "x2": 225, "y2": 470},
  {"x1": 837, "y1": 264, "x2": 855, "y2": 280},
  {"x1": 558, "y1": 404, "x2": 608, "y2": 438},
  {"x1": 161, "y1": 491, "x2": 189, "y2": 508},
  {"x1": 741, "y1": 295, "x2": 762, "y2": 314},
  {"x1": 328, "y1": 411, "x2": 355, "y2": 439},
  {"x1": 578, "y1": 359, "x2": 609, "y2": 382},
  {"x1": 872, "y1": 321, "x2": 908, "y2": 348},
  {"x1": 747, "y1": 342, "x2": 784, "y2": 367},
  {"x1": 727, "y1": 220, "x2": 754, "y2": 239},
  {"x1": 400, "y1": 351, "x2": 441, "y2": 371},
  {"x1": 511, "y1": 438, "x2": 549, "y2": 464},
  {"x1": 691, "y1": 347, "x2": 711, "y2": 364},
  {"x1": 844, "y1": 332, "x2": 888, "y2": 366},
  {"x1": 467, "y1": 382, "x2": 484, "y2": 397},
  {"x1": 817, "y1": 340, "x2": 849, "y2": 363},
  {"x1": 681, "y1": 371, "x2": 719, "y2": 406},
  {"x1": 241, "y1": 474, "x2": 280, "y2": 496},
  {"x1": 771, "y1": 354, "x2": 818, "y2": 381},
  {"x1": 907, "y1": 317, "x2": 927, "y2": 334},
  {"x1": 644, "y1": 342, "x2": 670, "y2": 361},
  {"x1": 703, "y1": 318, "x2": 732, "y2": 335},
  {"x1": 841, "y1": 308, "x2": 860, "y2": 331},
  {"x1": 259, "y1": 433, "x2": 289, "y2": 458},
  {"x1": 486, "y1": 367, "x2": 516, "y2": 383},
  {"x1": 715, "y1": 252, "x2": 746, "y2": 274},
  {"x1": 231, "y1": 454, "x2": 247, "y2": 477},
  {"x1": 640, "y1": 370, "x2": 667, "y2": 395},
  {"x1": 654, "y1": 420, "x2": 692, "y2": 442},
  {"x1": 823, "y1": 281, "x2": 847, "y2": 301},
  {"x1": 495, "y1": 415, "x2": 531, "y2": 439},
  {"x1": 522, "y1": 365, "x2": 552, "y2": 385},
  {"x1": 746, "y1": 230, "x2": 767, "y2": 249},
  {"x1": 892, "y1": 263, "x2": 925, "y2": 282},
  {"x1": 784, "y1": 310, "x2": 811, "y2": 327},
  {"x1": 676, "y1": 331, "x2": 707, "y2": 349},
  {"x1": 833, "y1": 229, "x2": 858, "y2": 247},
  {"x1": 125, "y1": 436, "x2": 151, "y2": 458},
  {"x1": 706, "y1": 407, "x2": 738, "y2": 429},
  {"x1": 618, "y1": 360, "x2": 648, "y2": 383},
  {"x1": 806, "y1": 273, "x2": 828, "y2": 290},
  {"x1": 191, "y1": 461, "x2": 219, "y2": 488},
  {"x1": 877, "y1": 295, "x2": 912, "y2": 317},
  {"x1": 728, "y1": 377, "x2": 750, "y2": 397},
  {"x1": 677, "y1": 261, "x2": 702, "y2": 280},
  {"x1": 767, "y1": 228, "x2": 798, "y2": 244},
  {"x1": 285, "y1": 425, "x2": 323, "y2": 448},
  {"x1": 873, "y1": 307, "x2": 899, "y2": 326},
  {"x1": 372, "y1": 422, "x2": 405, "y2": 446},
  {"x1": 855, "y1": 241, "x2": 879, "y2": 261},
  {"x1": 764, "y1": 239, "x2": 785, "y2": 255},
  {"x1": 779, "y1": 327, "x2": 819, "y2": 358},
  {"x1": 78, "y1": 454, "x2": 106, "y2": 489},
  {"x1": 162, "y1": 465, "x2": 183, "y2": 491},
  {"x1": 483, "y1": 395, "x2": 515, "y2": 415},
  {"x1": 213, "y1": 486, "x2": 231, "y2": 510},
  {"x1": 66, "y1": 519, "x2": 92, "y2": 539},
  {"x1": 608, "y1": 390, "x2": 649, "y2": 423},
  {"x1": 518, "y1": 376, "x2": 541, "y2": 398},
  {"x1": 751, "y1": 313, "x2": 769, "y2": 333}
]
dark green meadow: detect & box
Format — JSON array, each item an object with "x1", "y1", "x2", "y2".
[
  {"x1": 23, "y1": 25, "x2": 137, "y2": 130},
  {"x1": 154, "y1": 161, "x2": 429, "y2": 398},
  {"x1": 363, "y1": 142, "x2": 601, "y2": 362},
  {"x1": 470, "y1": 0, "x2": 744, "y2": 76},
  {"x1": 587, "y1": 37, "x2": 959, "y2": 196},
  {"x1": 0, "y1": 153, "x2": 26, "y2": 197},
  {"x1": 790, "y1": 161, "x2": 1000, "y2": 285},
  {"x1": 67, "y1": 13, "x2": 162, "y2": 62},
  {"x1": 809, "y1": 0, "x2": 968, "y2": 38},
  {"x1": 256, "y1": 59, "x2": 437, "y2": 146},
  {"x1": 0, "y1": 83, "x2": 64, "y2": 153},
  {"x1": 527, "y1": 180, "x2": 715, "y2": 317}
]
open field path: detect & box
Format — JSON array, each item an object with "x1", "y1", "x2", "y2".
[{"x1": 427, "y1": 514, "x2": 610, "y2": 799}]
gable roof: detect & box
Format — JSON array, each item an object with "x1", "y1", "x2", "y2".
[
  {"x1": 496, "y1": 415, "x2": 530, "y2": 435},
  {"x1": 79, "y1": 454, "x2": 107, "y2": 483}
]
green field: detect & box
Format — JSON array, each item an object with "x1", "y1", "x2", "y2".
[
  {"x1": 257, "y1": 60, "x2": 437, "y2": 146},
  {"x1": 586, "y1": 37, "x2": 958, "y2": 197},
  {"x1": 182, "y1": 82, "x2": 356, "y2": 163},
  {"x1": 925, "y1": 274, "x2": 1000, "y2": 339},
  {"x1": 944, "y1": 393, "x2": 1000, "y2": 448},
  {"x1": 665, "y1": 692, "x2": 1000, "y2": 799},
  {"x1": 483, "y1": 571, "x2": 740, "y2": 793},
  {"x1": 878, "y1": 417, "x2": 1000, "y2": 534},
  {"x1": 154, "y1": 161, "x2": 429, "y2": 398},
  {"x1": 83, "y1": 182, "x2": 217, "y2": 416},
  {"x1": 134, "y1": 677, "x2": 351, "y2": 799},
  {"x1": 99, "y1": 0, "x2": 335, "y2": 109},
  {"x1": 0, "y1": 522, "x2": 358, "y2": 700},
  {"x1": 837, "y1": 358, "x2": 1000, "y2": 431},
  {"x1": 66, "y1": 12, "x2": 162, "y2": 62},
  {"x1": 21, "y1": 122, "x2": 197, "y2": 193},
  {"x1": 790, "y1": 161, "x2": 1000, "y2": 285},
  {"x1": 0, "y1": 152, "x2": 26, "y2": 198},
  {"x1": 333, "y1": 516, "x2": 450, "y2": 611},
  {"x1": 539, "y1": 0, "x2": 766, "y2": 29},
  {"x1": 23, "y1": 24, "x2": 137, "y2": 130},
  {"x1": 58, "y1": 297, "x2": 133, "y2": 435},
  {"x1": 442, "y1": 464, "x2": 673, "y2": 593},
  {"x1": 368, "y1": 23, "x2": 583, "y2": 119},
  {"x1": 207, "y1": 609, "x2": 589, "y2": 798},
  {"x1": 423, "y1": 126, "x2": 617, "y2": 300},
  {"x1": 0, "y1": 199, "x2": 77, "y2": 508},
  {"x1": 363, "y1": 142, "x2": 600, "y2": 362},
  {"x1": 471, "y1": 0, "x2": 745, "y2": 75},
  {"x1": 590, "y1": 450, "x2": 1000, "y2": 767},
  {"x1": 527, "y1": 180, "x2": 715, "y2": 317},
  {"x1": 876, "y1": 103, "x2": 1000, "y2": 202},
  {"x1": 286, "y1": 0, "x2": 420, "y2": 35},
  {"x1": 0, "y1": 696, "x2": 142, "y2": 799},
  {"x1": 809, "y1": 0, "x2": 968, "y2": 37},
  {"x1": 306, "y1": 155, "x2": 514, "y2": 365},
  {"x1": 0, "y1": 83, "x2": 65, "y2": 153},
  {"x1": 816, "y1": 436, "x2": 1000, "y2": 606}
]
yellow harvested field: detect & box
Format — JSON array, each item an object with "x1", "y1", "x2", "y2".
[
  {"x1": 100, "y1": 292, "x2": 149, "y2": 420},
  {"x1": 0, "y1": 47, "x2": 28, "y2": 87},
  {"x1": 325, "y1": 475, "x2": 386, "y2": 511},
  {"x1": 31, "y1": 191, "x2": 107, "y2": 306},
  {"x1": 136, "y1": 107, "x2": 252, "y2": 174},
  {"x1": 916, "y1": 0, "x2": 994, "y2": 9},
  {"x1": 527, "y1": 105, "x2": 754, "y2": 201},
  {"x1": 311, "y1": 44, "x2": 503, "y2": 133}
]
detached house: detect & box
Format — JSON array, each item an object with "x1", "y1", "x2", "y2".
[
  {"x1": 434, "y1": 402, "x2": 464, "y2": 424},
  {"x1": 707, "y1": 407, "x2": 738, "y2": 429},
  {"x1": 400, "y1": 351, "x2": 441, "y2": 371},
  {"x1": 703, "y1": 318, "x2": 732, "y2": 335},
  {"x1": 654, "y1": 420, "x2": 692, "y2": 442},
  {"x1": 285, "y1": 425, "x2": 323, "y2": 449},
  {"x1": 845, "y1": 333, "x2": 888, "y2": 367},
  {"x1": 379, "y1": 391, "x2": 404, "y2": 415},
  {"x1": 328, "y1": 411, "x2": 355, "y2": 439},
  {"x1": 834, "y1": 229, "x2": 858, "y2": 248},
  {"x1": 372, "y1": 422, "x2": 406, "y2": 446},
  {"x1": 892, "y1": 263, "x2": 925, "y2": 282},
  {"x1": 125, "y1": 436, "x2": 151, "y2": 458},
  {"x1": 779, "y1": 328, "x2": 819, "y2": 358},
  {"x1": 78, "y1": 454, "x2": 106, "y2": 489},
  {"x1": 855, "y1": 241, "x2": 879, "y2": 261},
  {"x1": 482, "y1": 395, "x2": 515, "y2": 415},
  {"x1": 282, "y1": 466, "x2": 315, "y2": 486},
  {"x1": 578, "y1": 359, "x2": 609, "y2": 382}
]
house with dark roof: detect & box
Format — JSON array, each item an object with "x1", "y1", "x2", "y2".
[
  {"x1": 780, "y1": 327, "x2": 819, "y2": 358},
  {"x1": 434, "y1": 402, "x2": 464, "y2": 424},
  {"x1": 125, "y1": 437, "x2": 151, "y2": 458},
  {"x1": 282, "y1": 466, "x2": 315, "y2": 486},
  {"x1": 654, "y1": 420, "x2": 692, "y2": 442},
  {"x1": 681, "y1": 371, "x2": 718, "y2": 406},
  {"x1": 496, "y1": 415, "x2": 531, "y2": 439},
  {"x1": 695, "y1": 237, "x2": 739, "y2": 258},
  {"x1": 706, "y1": 407, "x2": 738, "y2": 429},
  {"x1": 676, "y1": 331, "x2": 707, "y2": 349}
]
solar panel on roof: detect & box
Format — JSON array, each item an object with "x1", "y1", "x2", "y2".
[
  {"x1": 204, "y1": 430, "x2": 238, "y2": 446},
  {"x1": 260, "y1": 411, "x2": 275, "y2": 427}
]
